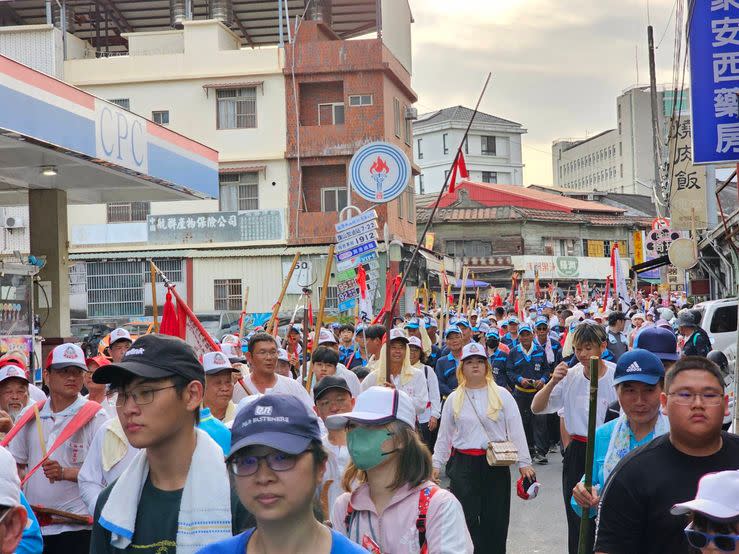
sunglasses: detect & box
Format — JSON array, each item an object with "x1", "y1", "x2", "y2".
[{"x1": 685, "y1": 527, "x2": 739, "y2": 552}]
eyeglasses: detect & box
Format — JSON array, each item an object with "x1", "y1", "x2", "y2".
[
  {"x1": 685, "y1": 527, "x2": 739, "y2": 552},
  {"x1": 229, "y1": 451, "x2": 307, "y2": 476},
  {"x1": 667, "y1": 391, "x2": 724, "y2": 406},
  {"x1": 115, "y1": 385, "x2": 177, "y2": 407}
]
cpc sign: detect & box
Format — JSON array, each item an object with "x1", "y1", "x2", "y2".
[
  {"x1": 95, "y1": 99, "x2": 148, "y2": 174},
  {"x1": 349, "y1": 141, "x2": 411, "y2": 203}
]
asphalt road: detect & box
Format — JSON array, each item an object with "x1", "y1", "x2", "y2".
[{"x1": 440, "y1": 450, "x2": 569, "y2": 553}]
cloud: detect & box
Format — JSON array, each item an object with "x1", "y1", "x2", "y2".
[{"x1": 411, "y1": 0, "x2": 680, "y2": 186}]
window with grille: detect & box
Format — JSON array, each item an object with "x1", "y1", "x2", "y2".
[
  {"x1": 146, "y1": 258, "x2": 183, "y2": 283},
  {"x1": 152, "y1": 110, "x2": 169, "y2": 125},
  {"x1": 106, "y1": 202, "x2": 151, "y2": 223},
  {"x1": 318, "y1": 103, "x2": 345, "y2": 125},
  {"x1": 216, "y1": 87, "x2": 257, "y2": 129},
  {"x1": 319, "y1": 286, "x2": 339, "y2": 310},
  {"x1": 214, "y1": 279, "x2": 242, "y2": 311},
  {"x1": 87, "y1": 260, "x2": 144, "y2": 317},
  {"x1": 109, "y1": 98, "x2": 130, "y2": 110},
  {"x1": 482, "y1": 171, "x2": 497, "y2": 184},
  {"x1": 321, "y1": 187, "x2": 348, "y2": 212},
  {"x1": 481, "y1": 136, "x2": 496, "y2": 155},
  {"x1": 219, "y1": 173, "x2": 259, "y2": 211},
  {"x1": 348, "y1": 95, "x2": 373, "y2": 106}
]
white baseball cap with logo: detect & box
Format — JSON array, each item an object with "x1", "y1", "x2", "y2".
[
  {"x1": 0, "y1": 365, "x2": 29, "y2": 384},
  {"x1": 0, "y1": 446, "x2": 20, "y2": 508},
  {"x1": 49, "y1": 343, "x2": 88, "y2": 371},
  {"x1": 461, "y1": 342, "x2": 487, "y2": 361},
  {"x1": 109, "y1": 328, "x2": 132, "y2": 346},
  {"x1": 220, "y1": 343, "x2": 245, "y2": 363},
  {"x1": 277, "y1": 348, "x2": 290, "y2": 363},
  {"x1": 407, "y1": 336, "x2": 422, "y2": 349},
  {"x1": 202, "y1": 351, "x2": 238, "y2": 375},
  {"x1": 326, "y1": 386, "x2": 416, "y2": 430},
  {"x1": 388, "y1": 328, "x2": 409, "y2": 343},
  {"x1": 221, "y1": 334, "x2": 240, "y2": 346},
  {"x1": 318, "y1": 328, "x2": 338, "y2": 345},
  {"x1": 671, "y1": 470, "x2": 739, "y2": 520}
]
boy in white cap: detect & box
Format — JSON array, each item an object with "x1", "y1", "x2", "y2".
[
  {"x1": 4, "y1": 343, "x2": 107, "y2": 554},
  {"x1": 671, "y1": 470, "x2": 739, "y2": 553},
  {"x1": 107, "y1": 329, "x2": 132, "y2": 364}
]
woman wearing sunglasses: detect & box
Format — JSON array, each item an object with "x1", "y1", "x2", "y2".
[
  {"x1": 197, "y1": 394, "x2": 366, "y2": 554},
  {"x1": 328, "y1": 386, "x2": 472, "y2": 554},
  {"x1": 671, "y1": 470, "x2": 739, "y2": 553}
]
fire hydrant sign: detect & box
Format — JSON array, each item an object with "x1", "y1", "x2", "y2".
[{"x1": 349, "y1": 142, "x2": 411, "y2": 203}]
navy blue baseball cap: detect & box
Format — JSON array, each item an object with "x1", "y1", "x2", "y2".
[
  {"x1": 228, "y1": 394, "x2": 322, "y2": 458},
  {"x1": 445, "y1": 324, "x2": 462, "y2": 337},
  {"x1": 518, "y1": 323, "x2": 533, "y2": 334},
  {"x1": 614, "y1": 349, "x2": 665, "y2": 386},
  {"x1": 486, "y1": 328, "x2": 500, "y2": 339},
  {"x1": 535, "y1": 316, "x2": 549, "y2": 327},
  {"x1": 634, "y1": 326, "x2": 679, "y2": 361}
]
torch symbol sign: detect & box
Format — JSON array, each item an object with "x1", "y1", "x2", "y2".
[{"x1": 369, "y1": 156, "x2": 390, "y2": 200}]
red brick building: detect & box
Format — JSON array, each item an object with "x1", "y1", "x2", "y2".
[{"x1": 284, "y1": 16, "x2": 418, "y2": 246}]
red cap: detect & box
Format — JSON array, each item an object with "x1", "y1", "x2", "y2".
[{"x1": 86, "y1": 355, "x2": 111, "y2": 370}]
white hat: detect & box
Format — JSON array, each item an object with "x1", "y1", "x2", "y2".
[
  {"x1": 49, "y1": 343, "x2": 87, "y2": 371},
  {"x1": 109, "y1": 327, "x2": 132, "y2": 345},
  {"x1": 671, "y1": 470, "x2": 739, "y2": 520},
  {"x1": 202, "y1": 351, "x2": 236, "y2": 375},
  {"x1": 0, "y1": 447, "x2": 20, "y2": 507},
  {"x1": 325, "y1": 386, "x2": 416, "y2": 430},
  {"x1": 220, "y1": 343, "x2": 245, "y2": 362},
  {"x1": 407, "y1": 336, "x2": 422, "y2": 349},
  {"x1": 388, "y1": 328, "x2": 409, "y2": 343},
  {"x1": 461, "y1": 342, "x2": 487, "y2": 361},
  {"x1": 631, "y1": 312, "x2": 646, "y2": 321},
  {"x1": 0, "y1": 365, "x2": 28, "y2": 384},
  {"x1": 277, "y1": 348, "x2": 289, "y2": 363},
  {"x1": 318, "y1": 328, "x2": 338, "y2": 345},
  {"x1": 221, "y1": 334, "x2": 240, "y2": 346}
]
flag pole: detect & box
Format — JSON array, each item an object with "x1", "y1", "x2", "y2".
[
  {"x1": 150, "y1": 261, "x2": 159, "y2": 333},
  {"x1": 578, "y1": 355, "x2": 601, "y2": 553},
  {"x1": 237, "y1": 287, "x2": 250, "y2": 342},
  {"x1": 305, "y1": 245, "x2": 335, "y2": 392},
  {"x1": 267, "y1": 252, "x2": 301, "y2": 335},
  {"x1": 384, "y1": 73, "x2": 492, "y2": 331}
]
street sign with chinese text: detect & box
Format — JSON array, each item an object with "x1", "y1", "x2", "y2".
[
  {"x1": 689, "y1": 1, "x2": 739, "y2": 163},
  {"x1": 335, "y1": 241, "x2": 378, "y2": 262},
  {"x1": 335, "y1": 221, "x2": 378, "y2": 243},
  {"x1": 668, "y1": 118, "x2": 709, "y2": 229},
  {"x1": 335, "y1": 209, "x2": 378, "y2": 233},
  {"x1": 335, "y1": 251, "x2": 379, "y2": 272},
  {"x1": 336, "y1": 231, "x2": 379, "y2": 254}
]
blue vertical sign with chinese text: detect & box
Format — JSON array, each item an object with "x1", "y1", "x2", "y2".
[{"x1": 690, "y1": 0, "x2": 739, "y2": 164}]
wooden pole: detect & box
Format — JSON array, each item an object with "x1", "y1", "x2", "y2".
[
  {"x1": 578, "y1": 355, "x2": 601, "y2": 554},
  {"x1": 457, "y1": 266, "x2": 469, "y2": 313},
  {"x1": 267, "y1": 252, "x2": 301, "y2": 335},
  {"x1": 150, "y1": 261, "x2": 159, "y2": 333},
  {"x1": 305, "y1": 245, "x2": 335, "y2": 392},
  {"x1": 237, "y1": 287, "x2": 250, "y2": 342}
]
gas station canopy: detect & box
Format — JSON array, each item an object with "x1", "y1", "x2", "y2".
[{"x1": 0, "y1": 54, "x2": 218, "y2": 204}]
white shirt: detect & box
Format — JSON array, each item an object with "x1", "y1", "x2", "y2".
[
  {"x1": 361, "y1": 367, "x2": 429, "y2": 417},
  {"x1": 533, "y1": 361, "x2": 618, "y2": 436},
  {"x1": 8, "y1": 395, "x2": 108, "y2": 535},
  {"x1": 84, "y1": 393, "x2": 118, "y2": 420},
  {"x1": 433, "y1": 386, "x2": 532, "y2": 469},
  {"x1": 417, "y1": 364, "x2": 441, "y2": 424},
  {"x1": 305, "y1": 364, "x2": 362, "y2": 399},
  {"x1": 78, "y1": 418, "x2": 139, "y2": 514},
  {"x1": 321, "y1": 434, "x2": 351, "y2": 516},
  {"x1": 238, "y1": 372, "x2": 314, "y2": 415},
  {"x1": 28, "y1": 384, "x2": 46, "y2": 402}
]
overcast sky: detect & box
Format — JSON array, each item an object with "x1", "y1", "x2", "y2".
[{"x1": 410, "y1": 0, "x2": 681, "y2": 187}]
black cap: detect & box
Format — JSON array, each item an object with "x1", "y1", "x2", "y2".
[
  {"x1": 93, "y1": 334, "x2": 205, "y2": 385},
  {"x1": 313, "y1": 375, "x2": 351, "y2": 401}
]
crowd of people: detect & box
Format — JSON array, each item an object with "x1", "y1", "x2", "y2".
[{"x1": 0, "y1": 292, "x2": 735, "y2": 553}]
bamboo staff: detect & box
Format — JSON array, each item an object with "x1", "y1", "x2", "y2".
[
  {"x1": 305, "y1": 245, "x2": 335, "y2": 392},
  {"x1": 150, "y1": 262, "x2": 159, "y2": 333},
  {"x1": 267, "y1": 252, "x2": 301, "y2": 335},
  {"x1": 578, "y1": 356, "x2": 601, "y2": 554},
  {"x1": 457, "y1": 267, "x2": 469, "y2": 314},
  {"x1": 237, "y1": 287, "x2": 250, "y2": 342},
  {"x1": 32, "y1": 404, "x2": 50, "y2": 482}
]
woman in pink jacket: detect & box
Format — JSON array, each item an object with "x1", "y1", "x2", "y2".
[{"x1": 328, "y1": 386, "x2": 473, "y2": 554}]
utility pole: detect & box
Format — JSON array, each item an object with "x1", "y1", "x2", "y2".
[{"x1": 647, "y1": 25, "x2": 665, "y2": 211}]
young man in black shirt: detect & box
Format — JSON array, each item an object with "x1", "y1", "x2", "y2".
[{"x1": 595, "y1": 356, "x2": 739, "y2": 554}]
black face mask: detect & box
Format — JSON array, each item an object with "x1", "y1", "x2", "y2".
[{"x1": 486, "y1": 339, "x2": 500, "y2": 350}]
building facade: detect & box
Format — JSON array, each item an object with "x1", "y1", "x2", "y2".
[
  {"x1": 552, "y1": 85, "x2": 688, "y2": 194},
  {"x1": 412, "y1": 106, "x2": 526, "y2": 194}
]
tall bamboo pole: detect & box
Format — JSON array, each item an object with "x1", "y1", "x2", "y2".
[
  {"x1": 305, "y1": 245, "x2": 335, "y2": 391},
  {"x1": 578, "y1": 356, "x2": 601, "y2": 554},
  {"x1": 267, "y1": 252, "x2": 301, "y2": 335},
  {"x1": 150, "y1": 262, "x2": 159, "y2": 333},
  {"x1": 457, "y1": 266, "x2": 469, "y2": 314},
  {"x1": 237, "y1": 287, "x2": 250, "y2": 342}
]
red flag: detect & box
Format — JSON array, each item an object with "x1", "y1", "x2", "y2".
[
  {"x1": 457, "y1": 152, "x2": 469, "y2": 179},
  {"x1": 159, "y1": 290, "x2": 180, "y2": 337},
  {"x1": 447, "y1": 162, "x2": 459, "y2": 194},
  {"x1": 356, "y1": 265, "x2": 367, "y2": 299},
  {"x1": 576, "y1": 282, "x2": 583, "y2": 298},
  {"x1": 308, "y1": 302, "x2": 314, "y2": 327},
  {"x1": 168, "y1": 285, "x2": 220, "y2": 357},
  {"x1": 493, "y1": 292, "x2": 502, "y2": 307}
]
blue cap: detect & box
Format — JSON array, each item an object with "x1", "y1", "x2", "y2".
[
  {"x1": 535, "y1": 316, "x2": 549, "y2": 327},
  {"x1": 229, "y1": 394, "x2": 322, "y2": 458},
  {"x1": 633, "y1": 326, "x2": 679, "y2": 361},
  {"x1": 500, "y1": 319, "x2": 509, "y2": 327},
  {"x1": 518, "y1": 324, "x2": 533, "y2": 334},
  {"x1": 543, "y1": 301, "x2": 554, "y2": 308},
  {"x1": 486, "y1": 328, "x2": 500, "y2": 339},
  {"x1": 445, "y1": 325, "x2": 462, "y2": 337},
  {"x1": 508, "y1": 317, "x2": 520, "y2": 326},
  {"x1": 455, "y1": 319, "x2": 471, "y2": 329},
  {"x1": 354, "y1": 324, "x2": 366, "y2": 336},
  {"x1": 614, "y1": 349, "x2": 665, "y2": 385},
  {"x1": 405, "y1": 318, "x2": 420, "y2": 330}
]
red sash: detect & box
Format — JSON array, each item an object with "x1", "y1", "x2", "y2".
[{"x1": 1, "y1": 399, "x2": 102, "y2": 485}]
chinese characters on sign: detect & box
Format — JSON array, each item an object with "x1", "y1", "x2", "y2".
[
  {"x1": 667, "y1": 118, "x2": 709, "y2": 229},
  {"x1": 147, "y1": 211, "x2": 283, "y2": 244},
  {"x1": 689, "y1": 1, "x2": 739, "y2": 163}
]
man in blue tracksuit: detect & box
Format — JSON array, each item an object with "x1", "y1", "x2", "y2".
[
  {"x1": 501, "y1": 317, "x2": 520, "y2": 348},
  {"x1": 486, "y1": 328, "x2": 510, "y2": 389},
  {"x1": 534, "y1": 316, "x2": 563, "y2": 366},
  {"x1": 506, "y1": 324, "x2": 552, "y2": 464},
  {"x1": 434, "y1": 325, "x2": 465, "y2": 399}
]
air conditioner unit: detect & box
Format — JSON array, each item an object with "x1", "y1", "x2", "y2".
[
  {"x1": 405, "y1": 107, "x2": 418, "y2": 120},
  {"x1": 4, "y1": 216, "x2": 25, "y2": 229}
]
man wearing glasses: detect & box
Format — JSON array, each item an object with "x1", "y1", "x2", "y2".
[
  {"x1": 89, "y1": 334, "x2": 251, "y2": 554},
  {"x1": 595, "y1": 356, "x2": 739, "y2": 554}
]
